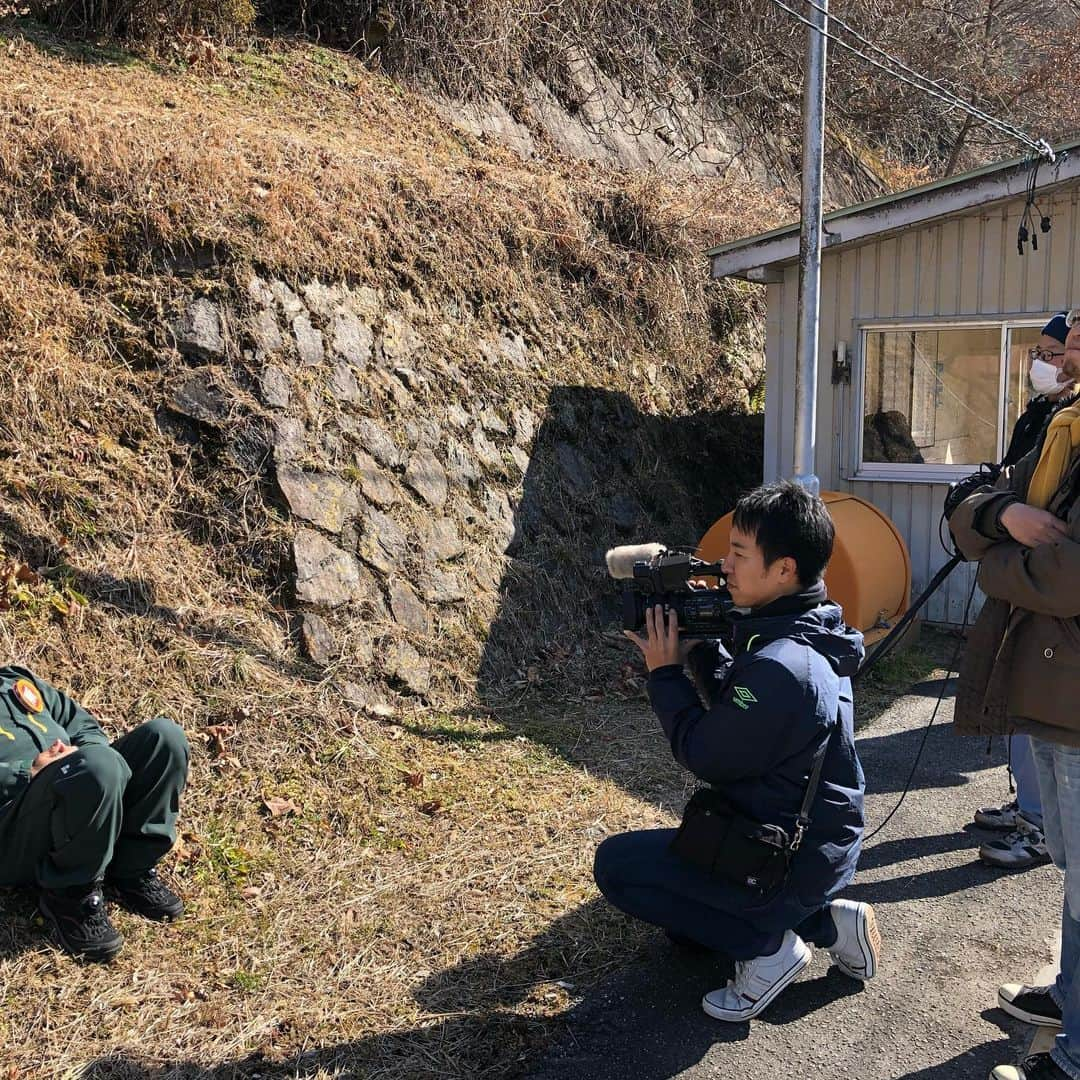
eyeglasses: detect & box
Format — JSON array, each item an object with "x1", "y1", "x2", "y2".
[{"x1": 1030, "y1": 346, "x2": 1066, "y2": 364}]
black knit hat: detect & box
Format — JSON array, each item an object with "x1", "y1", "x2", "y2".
[{"x1": 1042, "y1": 312, "x2": 1069, "y2": 344}]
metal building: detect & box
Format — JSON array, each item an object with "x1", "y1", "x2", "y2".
[{"x1": 710, "y1": 141, "x2": 1080, "y2": 623}]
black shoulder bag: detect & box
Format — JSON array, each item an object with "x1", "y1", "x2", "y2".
[{"x1": 669, "y1": 731, "x2": 832, "y2": 897}]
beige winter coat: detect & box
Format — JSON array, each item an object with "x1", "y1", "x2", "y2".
[{"x1": 951, "y1": 447, "x2": 1080, "y2": 746}]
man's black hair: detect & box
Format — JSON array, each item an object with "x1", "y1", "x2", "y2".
[{"x1": 731, "y1": 480, "x2": 834, "y2": 586}]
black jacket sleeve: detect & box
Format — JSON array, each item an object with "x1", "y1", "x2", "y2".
[{"x1": 647, "y1": 656, "x2": 805, "y2": 784}]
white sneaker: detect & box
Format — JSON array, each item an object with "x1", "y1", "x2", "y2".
[
  {"x1": 701, "y1": 930, "x2": 811, "y2": 1021},
  {"x1": 980, "y1": 815, "x2": 1052, "y2": 870},
  {"x1": 826, "y1": 899, "x2": 882, "y2": 980}
]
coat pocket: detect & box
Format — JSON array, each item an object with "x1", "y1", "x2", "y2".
[{"x1": 1010, "y1": 614, "x2": 1080, "y2": 728}]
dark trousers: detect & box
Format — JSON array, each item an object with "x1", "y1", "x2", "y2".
[
  {"x1": 0, "y1": 718, "x2": 189, "y2": 890},
  {"x1": 594, "y1": 828, "x2": 838, "y2": 961}
]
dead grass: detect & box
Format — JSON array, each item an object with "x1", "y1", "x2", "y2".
[{"x1": 0, "y1": 19, "x2": 789, "y2": 1079}]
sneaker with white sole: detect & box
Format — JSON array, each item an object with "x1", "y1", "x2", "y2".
[
  {"x1": 998, "y1": 983, "x2": 1062, "y2": 1027},
  {"x1": 701, "y1": 929, "x2": 811, "y2": 1021},
  {"x1": 980, "y1": 815, "x2": 1052, "y2": 870},
  {"x1": 990, "y1": 1052, "x2": 1070, "y2": 1079},
  {"x1": 975, "y1": 799, "x2": 1022, "y2": 831},
  {"x1": 826, "y1": 898, "x2": 882, "y2": 980}
]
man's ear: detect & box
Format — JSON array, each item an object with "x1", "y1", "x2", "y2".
[{"x1": 778, "y1": 555, "x2": 799, "y2": 583}]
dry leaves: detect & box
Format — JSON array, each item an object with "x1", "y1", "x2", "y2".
[{"x1": 262, "y1": 796, "x2": 300, "y2": 819}]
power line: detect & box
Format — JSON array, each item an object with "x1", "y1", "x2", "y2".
[
  {"x1": 797, "y1": 0, "x2": 1048, "y2": 152},
  {"x1": 762, "y1": 0, "x2": 1052, "y2": 160}
]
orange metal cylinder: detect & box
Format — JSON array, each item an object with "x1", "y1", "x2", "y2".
[{"x1": 696, "y1": 491, "x2": 912, "y2": 644}]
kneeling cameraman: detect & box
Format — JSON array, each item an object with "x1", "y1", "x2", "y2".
[{"x1": 594, "y1": 481, "x2": 879, "y2": 1021}]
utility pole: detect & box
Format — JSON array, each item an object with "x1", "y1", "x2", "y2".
[{"x1": 793, "y1": 0, "x2": 828, "y2": 496}]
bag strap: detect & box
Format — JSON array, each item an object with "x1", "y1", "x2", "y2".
[{"x1": 791, "y1": 728, "x2": 833, "y2": 852}]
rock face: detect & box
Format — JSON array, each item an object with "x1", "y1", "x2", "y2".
[
  {"x1": 388, "y1": 578, "x2": 431, "y2": 634},
  {"x1": 174, "y1": 299, "x2": 224, "y2": 361},
  {"x1": 294, "y1": 529, "x2": 369, "y2": 607},
  {"x1": 301, "y1": 612, "x2": 338, "y2": 666},
  {"x1": 386, "y1": 640, "x2": 431, "y2": 696},
  {"x1": 329, "y1": 362, "x2": 362, "y2": 404},
  {"x1": 471, "y1": 427, "x2": 501, "y2": 470},
  {"x1": 352, "y1": 451, "x2": 396, "y2": 508},
  {"x1": 379, "y1": 311, "x2": 421, "y2": 365},
  {"x1": 260, "y1": 365, "x2": 291, "y2": 409},
  {"x1": 276, "y1": 465, "x2": 359, "y2": 533},
  {"x1": 171, "y1": 371, "x2": 231, "y2": 425},
  {"x1": 331, "y1": 312, "x2": 374, "y2": 365},
  {"x1": 356, "y1": 419, "x2": 402, "y2": 469},
  {"x1": 423, "y1": 568, "x2": 467, "y2": 604},
  {"x1": 273, "y1": 416, "x2": 306, "y2": 462},
  {"x1": 357, "y1": 506, "x2": 408, "y2": 575},
  {"x1": 446, "y1": 438, "x2": 480, "y2": 488},
  {"x1": 293, "y1": 313, "x2": 325, "y2": 367},
  {"x1": 251, "y1": 308, "x2": 284, "y2": 355},
  {"x1": 169, "y1": 276, "x2": 733, "y2": 713},
  {"x1": 404, "y1": 449, "x2": 448, "y2": 510},
  {"x1": 426, "y1": 518, "x2": 465, "y2": 562}
]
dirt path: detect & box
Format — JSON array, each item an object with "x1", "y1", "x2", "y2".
[{"x1": 524, "y1": 673, "x2": 1062, "y2": 1080}]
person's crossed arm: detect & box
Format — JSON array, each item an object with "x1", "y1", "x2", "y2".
[{"x1": 978, "y1": 506, "x2": 1080, "y2": 618}]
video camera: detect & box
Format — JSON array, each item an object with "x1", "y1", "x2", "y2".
[{"x1": 605, "y1": 544, "x2": 734, "y2": 637}]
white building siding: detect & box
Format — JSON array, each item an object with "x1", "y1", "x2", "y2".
[{"x1": 762, "y1": 186, "x2": 1080, "y2": 624}]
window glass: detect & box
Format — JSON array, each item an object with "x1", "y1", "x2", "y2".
[
  {"x1": 1005, "y1": 325, "x2": 1050, "y2": 437},
  {"x1": 862, "y1": 327, "x2": 1001, "y2": 467}
]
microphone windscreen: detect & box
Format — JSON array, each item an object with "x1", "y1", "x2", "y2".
[{"x1": 605, "y1": 543, "x2": 663, "y2": 580}]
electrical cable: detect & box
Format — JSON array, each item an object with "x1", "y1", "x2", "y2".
[
  {"x1": 793, "y1": 0, "x2": 1052, "y2": 156},
  {"x1": 762, "y1": 0, "x2": 1051, "y2": 158},
  {"x1": 854, "y1": 552, "x2": 962, "y2": 682},
  {"x1": 862, "y1": 571, "x2": 979, "y2": 844}
]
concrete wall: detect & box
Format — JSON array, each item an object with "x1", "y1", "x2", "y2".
[{"x1": 763, "y1": 184, "x2": 1080, "y2": 623}]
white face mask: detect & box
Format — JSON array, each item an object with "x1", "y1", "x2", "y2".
[{"x1": 1030, "y1": 357, "x2": 1067, "y2": 396}]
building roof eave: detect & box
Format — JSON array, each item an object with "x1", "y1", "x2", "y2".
[{"x1": 710, "y1": 138, "x2": 1080, "y2": 282}]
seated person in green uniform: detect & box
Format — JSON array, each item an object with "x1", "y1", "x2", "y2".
[{"x1": 0, "y1": 666, "x2": 189, "y2": 961}]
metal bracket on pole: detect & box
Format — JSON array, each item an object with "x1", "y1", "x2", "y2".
[{"x1": 793, "y1": 0, "x2": 828, "y2": 497}]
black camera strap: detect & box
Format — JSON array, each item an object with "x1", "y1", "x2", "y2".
[{"x1": 791, "y1": 729, "x2": 833, "y2": 852}]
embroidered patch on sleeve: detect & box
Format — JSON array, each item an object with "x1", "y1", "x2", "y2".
[{"x1": 732, "y1": 686, "x2": 758, "y2": 710}]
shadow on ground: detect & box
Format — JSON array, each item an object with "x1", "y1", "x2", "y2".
[{"x1": 75, "y1": 900, "x2": 737, "y2": 1079}]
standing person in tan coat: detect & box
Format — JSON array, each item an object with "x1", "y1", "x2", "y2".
[{"x1": 950, "y1": 308, "x2": 1080, "y2": 1080}]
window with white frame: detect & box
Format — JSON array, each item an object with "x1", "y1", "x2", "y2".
[{"x1": 857, "y1": 321, "x2": 1045, "y2": 478}]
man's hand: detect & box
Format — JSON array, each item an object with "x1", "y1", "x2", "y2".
[
  {"x1": 624, "y1": 604, "x2": 688, "y2": 672},
  {"x1": 30, "y1": 740, "x2": 77, "y2": 779},
  {"x1": 1000, "y1": 503, "x2": 1069, "y2": 547}
]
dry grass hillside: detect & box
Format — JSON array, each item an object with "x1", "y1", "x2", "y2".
[{"x1": 0, "y1": 18, "x2": 792, "y2": 1079}]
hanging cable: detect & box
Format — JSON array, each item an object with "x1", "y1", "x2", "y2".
[
  {"x1": 862, "y1": 571, "x2": 979, "y2": 844},
  {"x1": 762, "y1": 0, "x2": 1052, "y2": 159}
]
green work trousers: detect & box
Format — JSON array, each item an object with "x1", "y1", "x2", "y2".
[{"x1": 0, "y1": 717, "x2": 189, "y2": 890}]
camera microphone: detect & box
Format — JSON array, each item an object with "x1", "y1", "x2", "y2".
[{"x1": 605, "y1": 543, "x2": 664, "y2": 580}]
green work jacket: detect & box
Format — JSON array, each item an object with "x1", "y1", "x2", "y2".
[{"x1": 0, "y1": 666, "x2": 108, "y2": 811}]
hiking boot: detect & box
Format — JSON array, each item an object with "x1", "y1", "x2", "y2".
[
  {"x1": 980, "y1": 815, "x2": 1052, "y2": 870},
  {"x1": 998, "y1": 983, "x2": 1063, "y2": 1027},
  {"x1": 975, "y1": 799, "x2": 1022, "y2": 831},
  {"x1": 38, "y1": 884, "x2": 123, "y2": 962},
  {"x1": 826, "y1": 898, "x2": 881, "y2": 980},
  {"x1": 106, "y1": 868, "x2": 184, "y2": 921},
  {"x1": 990, "y1": 1053, "x2": 1070, "y2": 1080},
  {"x1": 701, "y1": 930, "x2": 811, "y2": 1021}
]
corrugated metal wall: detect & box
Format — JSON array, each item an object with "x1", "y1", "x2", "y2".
[{"x1": 762, "y1": 186, "x2": 1080, "y2": 623}]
